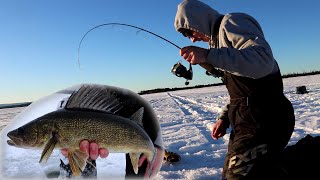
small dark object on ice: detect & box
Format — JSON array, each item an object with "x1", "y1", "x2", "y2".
[
  {"x1": 163, "y1": 150, "x2": 181, "y2": 162},
  {"x1": 296, "y1": 86, "x2": 308, "y2": 94}
]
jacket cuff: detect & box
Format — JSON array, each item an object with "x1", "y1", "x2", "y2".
[{"x1": 218, "y1": 112, "x2": 230, "y2": 128}]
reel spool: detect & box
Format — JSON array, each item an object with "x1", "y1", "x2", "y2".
[{"x1": 171, "y1": 61, "x2": 193, "y2": 85}]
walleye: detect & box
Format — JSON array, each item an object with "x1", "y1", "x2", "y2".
[{"x1": 6, "y1": 85, "x2": 155, "y2": 177}]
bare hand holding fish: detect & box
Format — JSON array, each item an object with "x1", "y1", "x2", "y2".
[
  {"x1": 61, "y1": 140, "x2": 109, "y2": 159},
  {"x1": 62, "y1": 140, "x2": 163, "y2": 178}
]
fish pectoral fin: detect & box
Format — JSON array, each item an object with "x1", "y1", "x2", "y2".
[
  {"x1": 39, "y1": 133, "x2": 59, "y2": 163},
  {"x1": 67, "y1": 149, "x2": 89, "y2": 176},
  {"x1": 73, "y1": 149, "x2": 89, "y2": 171},
  {"x1": 67, "y1": 151, "x2": 82, "y2": 177},
  {"x1": 129, "y1": 153, "x2": 141, "y2": 174}
]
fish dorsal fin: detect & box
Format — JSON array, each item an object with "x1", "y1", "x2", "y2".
[
  {"x1": 130, "y1": 107, "x2": 144, "y2": 127},
  {"x1": 65, "y1": 84, "x2": 123, "y2": 114}
]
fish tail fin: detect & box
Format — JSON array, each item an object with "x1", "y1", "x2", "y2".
[
  {"x1": 129, "y1": 153, "x2": 141, "y2": 174},
  {"x1": 67, "y1": 149, "x2": 89, "y2": 176}
]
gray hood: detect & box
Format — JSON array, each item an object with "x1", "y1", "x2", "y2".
[{"x1": 174, "y1": 0, "x2": 222, "y2": 40}]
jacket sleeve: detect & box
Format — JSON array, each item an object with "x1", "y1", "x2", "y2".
[
  {"x1": 218, "y1": 103, "x2": 230, "y2": 128},
  {"x1": 206, "y1": 13, "x2": 277, "y2": 79}
]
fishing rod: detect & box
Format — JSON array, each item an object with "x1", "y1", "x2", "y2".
[{"x1": 77, "y1": 22, "x2": 193, "y2": 85}]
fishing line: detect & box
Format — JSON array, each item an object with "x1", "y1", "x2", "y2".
[
  {"x1": 77, "y1": 22, "x2": 202, "y2": 85},
  {"x1": 77, "y1": 22, "x2": 181, "y2": 68}
]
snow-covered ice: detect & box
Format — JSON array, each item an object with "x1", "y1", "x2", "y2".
[{"x1": 1, "y1": 74, "x2": 320, "y2": 180}]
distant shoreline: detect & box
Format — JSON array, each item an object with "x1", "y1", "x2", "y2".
[
  {"x1": 2, "y1": 71, "x2": 320, "y2": 108},
  {"x1": 138, "y1": 70, "x2": 320, "y2": 95},
  {"x1": 0, "y1": 102, "x2": 32, "y2": 109}
]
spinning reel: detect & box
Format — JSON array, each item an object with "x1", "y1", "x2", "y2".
[{"x1": 171, "y1": 61, "x2": 193, "y2": 85}]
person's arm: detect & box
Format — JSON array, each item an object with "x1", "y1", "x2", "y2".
[
  {"x1": 199, "y1": 63, "x2": 213, "y2": 72},
  {"x1": 207, "y1": 13, "x2": 277, "y2": 79},
  {"x1": 218, "y1": 103, "x2": 230, "y2": 125},
  {"x1": 211, "y1": 103, "x2": 230, "y2": 140}
]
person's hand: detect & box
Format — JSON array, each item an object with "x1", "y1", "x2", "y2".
[
  {"x1": 138, "y1": 147, "x2": 164, "y2": 179},
  {"x1": 61, "y1": 140, "x2": 109, "y2": 160},
  {"x1": 180, "y1": 46, "x2": 208, "y2": 65},
  {"x1": 211, "y1": 119, "x2": 227, "y2": 140}
]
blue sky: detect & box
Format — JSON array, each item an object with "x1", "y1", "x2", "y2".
[{"x1": 1, "y1": 0, "x2": 319, "y2": 104}]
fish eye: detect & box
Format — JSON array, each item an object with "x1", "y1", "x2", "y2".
[{"x1": 17, "y1": 127, "x2": 25, "y2": 135}]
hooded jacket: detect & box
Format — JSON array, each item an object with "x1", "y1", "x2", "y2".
[
  {"x1": 174, "y1": 0, "x2": 278, "y2": 78},
  {"x1": 174, "y1": 0, "x2": 280, "y2": 122}
]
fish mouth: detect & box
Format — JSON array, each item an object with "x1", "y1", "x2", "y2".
[
  {"x1": 7, "y1": 133, "x2": 23, "y2": 147},
  {"x1": 7, "y1": 139, "x2": 17, "y2": 146}
]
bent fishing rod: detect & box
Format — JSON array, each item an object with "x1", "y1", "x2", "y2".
[{"x1": 77, "y1": 22, "x2": 193, "y2": 85}]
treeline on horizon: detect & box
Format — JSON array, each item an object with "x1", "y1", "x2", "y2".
[
  {"x1": 138, "y1": 70, "x2": 320, "y2": 95},
  {"x1": 1, "y1": 70, "x2": 320, "y2": 108}
]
